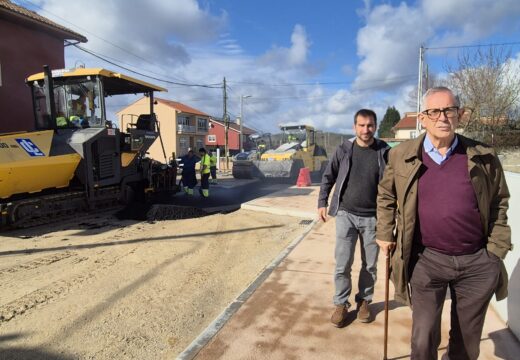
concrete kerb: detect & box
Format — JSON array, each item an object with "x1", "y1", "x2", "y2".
[{"x1": 176, "y1": 219, "x2": 317, "y2": 360}]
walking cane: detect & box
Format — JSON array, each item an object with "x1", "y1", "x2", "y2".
[{"x1": 383, "y1": 252, "x2": 390, "y2": 360}]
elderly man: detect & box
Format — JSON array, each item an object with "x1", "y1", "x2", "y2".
[{"x1": 376, "y1": 86, "x2": 511, "y2": 359}]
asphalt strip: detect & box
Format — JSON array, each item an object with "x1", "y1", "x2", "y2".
[{"x1": 176, "y1": 218, "x2": 317, "y2": 360}]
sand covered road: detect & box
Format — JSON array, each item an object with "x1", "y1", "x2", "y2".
[{"x1": 0, "y1": 208, "x2": 309, "y2": 359}]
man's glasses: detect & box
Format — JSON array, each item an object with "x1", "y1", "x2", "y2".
[{"x1": 421, "y1": 106, "x2": 459, "y2": 120}]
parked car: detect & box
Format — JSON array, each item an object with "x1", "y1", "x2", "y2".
[{"x1": 232, "y1": 150, "x2": 258, "y2": 161}]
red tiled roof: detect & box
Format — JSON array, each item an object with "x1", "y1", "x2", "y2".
[
  {"x1": 0, "y1": 0, "x2": 87, "y2": 42},
  {"x1": 393, "y1": 115, "x2": 417, "y2": 130},
  {"x1": 156, "y1": 98, "x2": 209, "y2": 117},
  {"x1": 210, "y1": 118, "x2": 255, "y2": 134}
]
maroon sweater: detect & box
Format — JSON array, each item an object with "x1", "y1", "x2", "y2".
[{"x1": 417, "y1": 145, "x2": 484, "y2": 255}]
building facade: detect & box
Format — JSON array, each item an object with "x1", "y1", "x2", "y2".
[
  {"x1": 0, "y1": 0, "x2": 87, "y2": 133},
  {"x1": 118, "y1": 97, "x2": 210, "y2": 162},
  {"x1": 206, "y1": 118, "x2": 256, "y2": 154},
  {"x1": 393, "y1": 112, "x2": 419, "y2": 140}
]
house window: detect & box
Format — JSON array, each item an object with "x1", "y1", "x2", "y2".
[
  {"x1": 197, "y1": 117, "x2": 208, "y2": 131},
  {"x1": 196, "y1": 138, "x2": 204, "y2": 150},
  {"x1": 177, "y1": 115, "x2": 190, "y2": 126},
  {"x1": 179, "y1": 136, "x2": 189, "y2": 155},
  {"x1": 208, "y1": 135, "x2": 216, "y2": 142}
]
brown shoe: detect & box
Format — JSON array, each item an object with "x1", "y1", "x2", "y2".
[
  {"x1": 331, "y1": 304, "x2": 349, "y2": 327},
  {"x1": 357, "y1": 300, "x2": 371, "y2": 323}
]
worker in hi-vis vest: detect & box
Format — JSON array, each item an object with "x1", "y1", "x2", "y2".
[
  {"x1": 209, "y1": 151, "x2": 218, "y2": 184},
  {"x1": 199, "y1": 148, "x2": 211, "y2": 197}
]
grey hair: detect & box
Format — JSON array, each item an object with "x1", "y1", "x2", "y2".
[{"x1": 421, "y1": 86, "x2": 460, "y2": 110}]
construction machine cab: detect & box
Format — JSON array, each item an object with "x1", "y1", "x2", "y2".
[
  {"x1": 26, "y1": 67, "x2": 165, "y2": 132},
  {"x1": 29, "y1": 69, "x2": 102, "y2": 130},
  {"x1": 279, "y1": 125, "x2": 318, "y2": 153},
  {"x1": 27, "y1": 67, "x2": 168, "y2": 191}
]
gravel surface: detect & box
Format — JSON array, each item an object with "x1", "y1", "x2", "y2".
[{"x1": 0, "y1": 208, "x2": 307, "y2": 359}]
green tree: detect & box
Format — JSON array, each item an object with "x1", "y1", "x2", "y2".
[{"x1": 378, "y1": 106, "x2": 401, "y2": 138}]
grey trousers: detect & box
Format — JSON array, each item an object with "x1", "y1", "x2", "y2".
[
  {"x1": 410, "y1": 247, "x2": 501, "y2": 360},
  {"x1": 334, "y1": 210, "x2": 379, "y2": 306}
]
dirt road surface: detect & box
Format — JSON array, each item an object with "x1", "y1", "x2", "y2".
[{"x1": 0, "y1": 206, "x2": 308, "y2": 359}]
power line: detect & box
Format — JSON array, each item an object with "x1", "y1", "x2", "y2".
[
  {"x1": 426, "y1": 41, "x2": 520, "y2": 50},
  {"x1": 69, "y1": 42, "x2": 223, "y2": 88},
  {"x1": 228, "y1": 74, "x2": 416, "y2": 87},
  {"x1": 19, "y1": 1, "x2": 166, "y2": 71},
  {"x1": 19, "y1": 0, "x2": 223, "y2": 87},
  {"x1": 237, "y1": 80, "x2": 418, "y2": 101},
  {"x1": 227, "y1": 108, "x2": 266, "y2": 134},
  {"x1": 18, "y1": 0, "x2": 197, "y2": 85},
  {"x1": 168, "y1": 96, "x2": 223, "y2": 102}
]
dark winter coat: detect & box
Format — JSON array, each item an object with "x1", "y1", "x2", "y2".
[
  {"x1": 376, "y1": 133, "x2": 512, "y2": 305},
  {"x1": 318, "y1": 137, "x2": 390, "y2": 216}
]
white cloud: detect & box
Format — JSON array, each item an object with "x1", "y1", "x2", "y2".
[
  {"x1": 421, "y1": 0, "x2": 520, "y2": 45},
  {"x1": 352, "y1": 0, "x2": 520, "y2": 126},
  {"x1": 40, "y1": 0, "x2": 226, "y2": 67},
  {"x1": 421, "y1": 0, "x2": 520, "y2": 46},
  {"x1": 327, "y1": 90, "x2": 356, "y2": 114},
  {"x1": 288, "y1": 24, "x2": 310, "y2": 66},
  {"x1": 30, "y1": 1, "x2": 394, "y2": 134},
  {"x1": 260, "y1": 24, "x2": 310, "y2": 69},
  {"x1": 392, "y1": 84, "x2": 417, "y2": 115},
  {"x1": 275, "y1": 87, "x2": 373, "y2": 132},
  {"x1": 216, "y1": 38, "x2": 243, "y2": 55},
  {"x1": 355, "y1": 1, "x2": 520, "y2": 91},
  {"x1": 26, "y1": 0, "x2": 520, "y2": 136},
  {"x1": 354, "y1": 3, "x2": 433, "y2": 90}
]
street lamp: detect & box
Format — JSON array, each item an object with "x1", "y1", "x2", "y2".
[{"x1": 240, "y1": 95, "x2": 252, "y2": 153}]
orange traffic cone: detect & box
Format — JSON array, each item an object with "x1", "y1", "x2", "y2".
[{"x1": 296, "y1": 167, "x2": 312, "y2": 187}]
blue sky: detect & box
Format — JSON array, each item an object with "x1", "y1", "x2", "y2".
[
  {"x1": 18, "y1": 0, "x2": 520, "y2": 134},
  {"x1": 211, "y1": 0, "x2": 360, "y2": 77}
]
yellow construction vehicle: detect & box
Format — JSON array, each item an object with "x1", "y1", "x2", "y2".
[
  {"x1": 232, "y1": 125, "x2": 328, "y2": 181},
  {"x1": 0, "y1": 66, "x2": 176, "y2": 228}
]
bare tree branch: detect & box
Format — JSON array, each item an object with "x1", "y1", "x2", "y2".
[{"x1": 444, "y1": 46, "x2": 520, "y2": 144}]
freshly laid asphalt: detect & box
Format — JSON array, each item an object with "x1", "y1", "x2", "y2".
[
  {"x1": 117, "y1": 175, "x2": 292, "y2": 221},
  {"x1": 176, "y1": 181, "x2": 520, "y2": 360},
  {"x1": 155, "y1": 177, "x2": 292, "y2": 212}
]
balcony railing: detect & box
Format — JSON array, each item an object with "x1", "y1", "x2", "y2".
[{"x1": 177, "y1": 124, "x2": 196, "y2": 133}]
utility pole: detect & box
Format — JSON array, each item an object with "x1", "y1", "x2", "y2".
[
  {"x1": 240, "y1": 95, "x2": 252, "y2": 153},
  {"x1": 425, "y1": 63, "x2": 429, "y2": 90},
  {"x1": 416, "y1": 45, "x2": 424, "y2": 135},
  {"x1": 326, "y1": 132, "x2": 329, "y2": 149},
  {"x1": 223, "y1": 77, "x2": 228, "y2": 169}
]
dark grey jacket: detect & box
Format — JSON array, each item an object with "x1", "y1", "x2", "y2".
[{"x1": 318, "y1": 138, "x2": 390, "y2": 216}]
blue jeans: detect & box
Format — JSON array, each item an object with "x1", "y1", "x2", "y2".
[{"x1": 334, "y1": 210, "x2": 379, "y2": 306}]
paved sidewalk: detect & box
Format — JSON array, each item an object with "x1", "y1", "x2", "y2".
[{"x1": 189, "y1": 185, "x2": 519, "y2": 359}]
